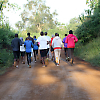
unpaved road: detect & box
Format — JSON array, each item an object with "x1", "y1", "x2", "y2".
[{"x1": 0, "y1": 50, "x2": 100, "y2": 100}]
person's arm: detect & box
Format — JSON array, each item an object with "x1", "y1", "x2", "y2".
[
  {"x1": 11, "y1": 40, "x2": 14, "y2": 48},
  {"x1": 24, "y1": 41, "x2": 26, "y2": 47},
  {"x1": 74, "y1": 36, "x2": 78, "y2": 43}
]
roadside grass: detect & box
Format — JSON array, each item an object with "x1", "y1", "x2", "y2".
[
  {"x1": 0, "y1": 49, "x2": 13, "y2": 75},
  {"x1": 74, "y1": 37, "x2": 100, "y2": 67}
]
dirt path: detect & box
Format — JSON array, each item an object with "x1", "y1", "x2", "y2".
[{"x1": 0, "y1": 50, "x2": 100, "y2": 100}]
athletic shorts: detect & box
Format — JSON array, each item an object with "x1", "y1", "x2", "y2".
[
  {"x1": 51, "y1": 46, "x2": 54, "y2": 52},
  {"x1": 20, "y1": 52, "x2": 25, "y2": 57},
  {"x1": 40, "y1": 49, "x2": 47, "y2": 57},
  {"x1": 13, "y1": 51, "x2": 20, "y2": 59},
  {"x1": 46, "y1": 48, "x2": 49, "y2": 54}
]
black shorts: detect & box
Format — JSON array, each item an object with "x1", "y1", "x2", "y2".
[
  {"x1": 40, "y1": 49, "x2": 46, "y2": 57},
  {"x1": 46, "y1": 48, "x2": 49, "y2": 54},
  {"x1": 51, "y1": 46, "x2": 54, "y2": 52},
  {"x1": 20, "y1": 52, "x2": 25, "y2": 57},
  {"x1": 13, "y1": 51, "x2": 20, "y2": 59}
]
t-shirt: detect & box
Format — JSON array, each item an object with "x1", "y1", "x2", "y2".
[
  {"x1": 45, "y1": 35, "x2": 51, "y2": 48},
  {"x1": 63, "y1": 36, "x2": 67, "y2": 48},
  {"x1": 33, "y1": 38, "x2": 38, "y2": 50},
  {"x1": 37, "y1": 36, "x2": 48, "y2": 50},
  {"x1": 24, "y1": 40, "x2": 33, "y2": 53}
]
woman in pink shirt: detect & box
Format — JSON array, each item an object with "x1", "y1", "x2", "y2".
[{"x1": 65, "y1": 30, "x2": 78, "y2": 65}]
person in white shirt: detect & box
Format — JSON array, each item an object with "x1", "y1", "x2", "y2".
[
  {"x1": 52, "y1": 33, "x2": 63, "y2": 66},
  {"x1": 37, "y1": 32, "x2": 49, "y2": 67},
  {"x1": 20, "y1": 37, "x2": 25, "y2": 64},
  {"x1": 45, "y1": 32, "x2": 51, "y2": 59}
]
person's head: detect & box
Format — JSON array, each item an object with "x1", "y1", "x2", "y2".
[
  {"x1": 69, "y1": 30, "x2": 73, "y2": 34},
  {"x1": 65, "y1": 34, "x2": 67, "y2": 36},
  {"x1": 27, "y1": 33, "x2": 30, "y2": 36},
  {"x1": 45, "y1": 32, "x2": 47, "y2": 36},
  {"x1": 55, "y1": 33, "x2": 59, "y2": 36},
  {"x1": 15, "y1": 34, "x2": 18, "y2": 37},
  {"x1": 34, "y1": 36, "x2": 36, "y2": 38},
  {"x1": 20, "y1": 37, "x2": 23, "y2": 41},
  {"x1": 52, "y1": 34, "x2": 55, "y2": 38},
  {"x1": 40, "y1": 31, "x2": 44, "y2": 36}
]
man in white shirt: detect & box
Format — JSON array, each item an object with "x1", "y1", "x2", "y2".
[
  {"x1": 37, "y1": 32, "x2": 49, "y2": 67},
  {"x1": 52, "y1": 33, "x2": 63, "y2": 66},
  {"x1": 45, "y1": 32, "x2": 51, "y2": 59}
]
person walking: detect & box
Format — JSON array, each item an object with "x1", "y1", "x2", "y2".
[
  {"x1": 63, "y1": 34, "x2": 68, "y2": 61},
  {"x1": 11, "y1": 34, "x2": 22, "y2": 68},
  {"x1": 25, "y1": 33, "x2": 34, "y2": 61},
  {"x1": 20, "y1": 37, "x2": 25, "y2": 64},
  {"x1": 65, "y1": 30, "x2": 78, "y2": 65},
  {"x1": 52, "y1": 33, "x2": 63, "y2": 66},
  {"x1": 33, "y1": 36, "x2": 39, "y2": 63},
  {"x1": 24, "y1": 37, "x2": 33, "y2": 68},
  {"x1": 45, "y1": 32, "x2": 51, "y2": 59},
  {"x1": 37, "y1": 31, "x2": 49, "y2": 67}
]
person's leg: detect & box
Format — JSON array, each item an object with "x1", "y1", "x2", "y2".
[
  {"x1": 68, "y1": 48, "x2": 71, "y2": 61},
  {"x1": 16, "y1": 51, "x2": 20, "y2": 67},
  {"x1": 58, "y1": 49, "x2": 61, "y2": 65},
  {"x1": 70, "y1": 48, "x2": 74, "y2": 64},
  {"x1": 33, "y1": 50, "x2": 36, "y2": 62},
  {"x1": 26, "y1": 53, "x2": 29, "y2": 65},
  {"x1": 13, "y1": 51, "x2": 16, "y2": 67},
  {"x1": 54, "y1": 49, "x2": 59, "y2": 64}
]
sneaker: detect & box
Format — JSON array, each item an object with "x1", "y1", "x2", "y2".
[
  {"x1": 14, "y1": 61, "x2": 16, "y2": 67},
  {"x1": 66, "y1": 57, "x2": 68, "y2": 61},
  {"x1": 35, "y1": 60, "x2": 36, "y2": 63},
  {"x1": 16, "y1": 65, "x2": 18, "y2": 68},
  {"x1": 29, "y1": 64, "x2": 31, "y2": 68},
  {"x1": 57, "y1": 63, "x2": 59, "y2": 66},
  {"x1": 70, "y1": 58, "x2": 73, "y2": 65},
  {"x1": 42, "y1": 65, "x2": 45, "y2": 67},
  {"x1": 68, "y1": 57, "x2": 70, "y2": 61}
]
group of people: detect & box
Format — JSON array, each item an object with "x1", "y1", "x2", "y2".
[{"x1": 11, "y1": 30, "x2": 78, "y2": 68}]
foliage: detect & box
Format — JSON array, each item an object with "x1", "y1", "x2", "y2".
[
  {"x1": 16, "y1": 0, "x2": 58, "y2": 33},
  {"x1": 74, "y1": 37, "x2": 100, "y2": 66}
]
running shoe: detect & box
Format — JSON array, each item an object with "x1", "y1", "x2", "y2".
[
  {"x1": 35, "y1": 60, "x2": 36, "y2": 63},
  {"x1": 42, "y1": 65, "x2": 45, "y2": 67},
  {"x1": 57, "y1": 63, "x2": 59, "y2": 66},
  {"x1": 16, "y1": 65, "x2": 18, "y2": 68},
  {"x1": 29, "y1": 64, "x2": 31, "y2": 68},
  {"x1": 14, "y1": 61, "x2": 16, "y2": 67},
  {"x1": 68, "y1": 57, "x2": 70, "y2": 61}
]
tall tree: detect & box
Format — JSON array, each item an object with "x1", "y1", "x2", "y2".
[{"x1": 17, "y1": 0, "x2": 58, "y2": 33}]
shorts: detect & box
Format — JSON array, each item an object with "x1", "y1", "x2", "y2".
[
  {"x1": 40, "y1": 49, "x2": 46, "y2": 57},
  {"x1": 46, "y1": 48, "x2": 49, "y2": 55},
  {"x1": 20, "y1": 51, "x2": 25, "y2": 57},
  {"x1": 51, "y1": 46, "x2": 54, "y2": 52},
  {"x1": 13, "y1": 51, "x2": 20, "y2": 59}
]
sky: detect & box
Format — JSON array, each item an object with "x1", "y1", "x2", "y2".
[{"x1": 4, "y1": 0, "x2": 89, "y2": 28}]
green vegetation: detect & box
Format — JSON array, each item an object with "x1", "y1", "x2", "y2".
[
  {"x1": 74, "y1": 37, "x2": 100, "y2": 66},
  {"x1": 74, "y1": 0, "x2": 100, "y2": 66}
]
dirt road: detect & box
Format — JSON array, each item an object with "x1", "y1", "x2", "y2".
[{"x1": 0, "y1": 50, "x2": 100, "y2": 100}]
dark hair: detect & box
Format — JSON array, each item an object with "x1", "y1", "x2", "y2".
[
  {"x1": 40, "y1": 31, "x2": 44, "y2": 36},
  {"x1": 34, "y1": 36, "x2": 36, "y2": 38},
  {"x1": 69, "y1": 30, "x2": 73, "y2": 34},
  {"x1": 55, "y1": 33, "x2": 59, "y2": 36},
  {"x1": 45, "y1": 32, "x2": 47, "y2": 35},
  {"x1": 27, "y1": 32, "x2": 30, "y2": 36},
  {"x1": 65, "y1": 34, "x2": 67, "y2": 36},
  {"x1": 15, "y1": 34, "x2": 18, "y2": 37}
]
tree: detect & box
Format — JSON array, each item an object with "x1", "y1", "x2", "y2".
[{"x1": 17, "y1": 0, "x2": 58, "y2": 33}]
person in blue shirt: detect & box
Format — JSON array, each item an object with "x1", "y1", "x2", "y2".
[
  {"x1": 24, "y1": 37, "x2": 33, "y2": 68},
  {"x1": 33, "y1": 36, "x2": 39, "y2": 63},
  {"x1": 62, "y1": 34, "x2": 68, "y2": 61}
]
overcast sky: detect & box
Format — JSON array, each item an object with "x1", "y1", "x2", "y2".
[{"x1": 5, "y1": 0, "x2": 89, "y2": 28}]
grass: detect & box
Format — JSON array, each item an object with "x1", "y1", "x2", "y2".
[
  {"x1": 74, "y1": 37, "x2": 100, "y2": 67},
  {"x1": 0, "y1": 49, "x2": 14, "y2": 75}
]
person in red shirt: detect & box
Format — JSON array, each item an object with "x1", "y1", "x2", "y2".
[{"x1": 65, "y1": 30, "x2": 78, "y2": 65}]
